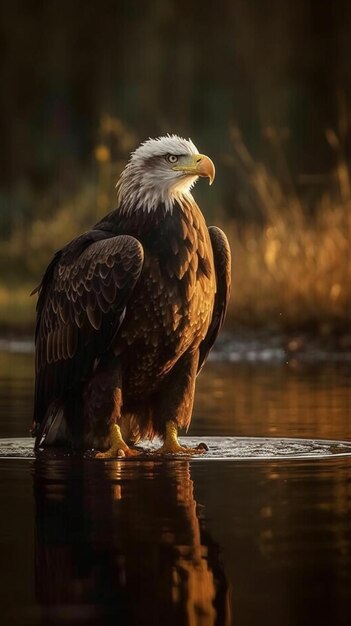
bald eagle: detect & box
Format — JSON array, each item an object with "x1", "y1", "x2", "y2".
[{"x1": 32, "y1": 135, "x2": 231, "y2": 456}]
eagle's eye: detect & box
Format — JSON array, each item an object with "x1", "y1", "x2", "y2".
[{"x1": 166, "y1": 154, "x2": 178, "y2": 164}]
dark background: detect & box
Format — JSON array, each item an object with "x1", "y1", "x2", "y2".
[{"x1": 2, "y1": 0, "x2": 351, "y2": 215}]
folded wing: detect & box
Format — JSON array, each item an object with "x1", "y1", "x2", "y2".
[
  {"x1": 33, "y1": 234, "x2": 144, "y2": 425},
  {"x1": 198, "y1": 226, "x2": 231, "y2": 373}
]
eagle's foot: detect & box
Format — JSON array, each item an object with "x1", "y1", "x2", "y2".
[
  {"x1": 154, "y1": 421, "x2": 208, "y2": 456},
  {"x1": 95, "y1": 424, "x2": 140, "y2": 459}
]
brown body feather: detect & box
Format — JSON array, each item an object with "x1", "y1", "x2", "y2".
[{"x1": 33, "y1": 197, "x2": 231, "y2": 450}]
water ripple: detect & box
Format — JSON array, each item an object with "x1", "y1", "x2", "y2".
[{"x1": 1, "y1": 436, "x2": 351, "y2": 460}]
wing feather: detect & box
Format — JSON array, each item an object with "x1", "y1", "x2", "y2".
[
  {"x1": 33, "y1": 233, "x2": 144, "y2": 425},
  {"x1": 198, "y1": 226, "x2": 231, "y2": 374}
]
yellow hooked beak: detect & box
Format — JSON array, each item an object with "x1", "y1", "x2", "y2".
[{"x1": 172, "y1": 153, "x2": 216, "y2": 185}]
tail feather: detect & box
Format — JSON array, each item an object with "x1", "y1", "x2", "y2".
[{"x1": 34, "y1": 401, "x2": 70, "y2": 451}]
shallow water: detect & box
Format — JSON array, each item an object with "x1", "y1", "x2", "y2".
[{"x1": 1, "y1": 349, "x2": 351, "y2": 625}]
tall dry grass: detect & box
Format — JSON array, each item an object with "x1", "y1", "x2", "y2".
[
  {"x1": 225, "y1": 128, "x2": 351, "y2": 332},
  {"x1": 227, "y1": 204, "x2": 351, "y2": 331}
]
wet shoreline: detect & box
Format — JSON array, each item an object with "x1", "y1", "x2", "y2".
[{"x1": 2, "y1": 331, "x2": 351, "y2": 364}]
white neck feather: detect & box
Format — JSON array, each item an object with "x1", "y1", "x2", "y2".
[{"x1": 116, "y1": 168, "x2": 198, "y2": 215}]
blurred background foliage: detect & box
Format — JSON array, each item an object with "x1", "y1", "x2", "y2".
[{"x1": 1, "y1": 0, "x2": 351, "y2": 334}]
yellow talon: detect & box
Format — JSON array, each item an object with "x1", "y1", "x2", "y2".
[
  {"x1": 154, "y1": 421, "x2": 207, "y2": 455},
  {"x1": 95, "y1": 424, "x2": 140, "y2": 458}
]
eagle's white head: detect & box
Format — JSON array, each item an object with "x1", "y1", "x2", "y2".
[{"x1": 116, "y1": 134, "x2": 215, "y2": 214}]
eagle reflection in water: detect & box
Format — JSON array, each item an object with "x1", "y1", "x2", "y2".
[{"x1": 33, "y1": 458, "x2": 230, "y2": 625}]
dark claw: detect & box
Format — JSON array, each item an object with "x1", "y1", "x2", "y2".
[{"x1": 196, "y1": 442, "x2": 209, "y2": 451}]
